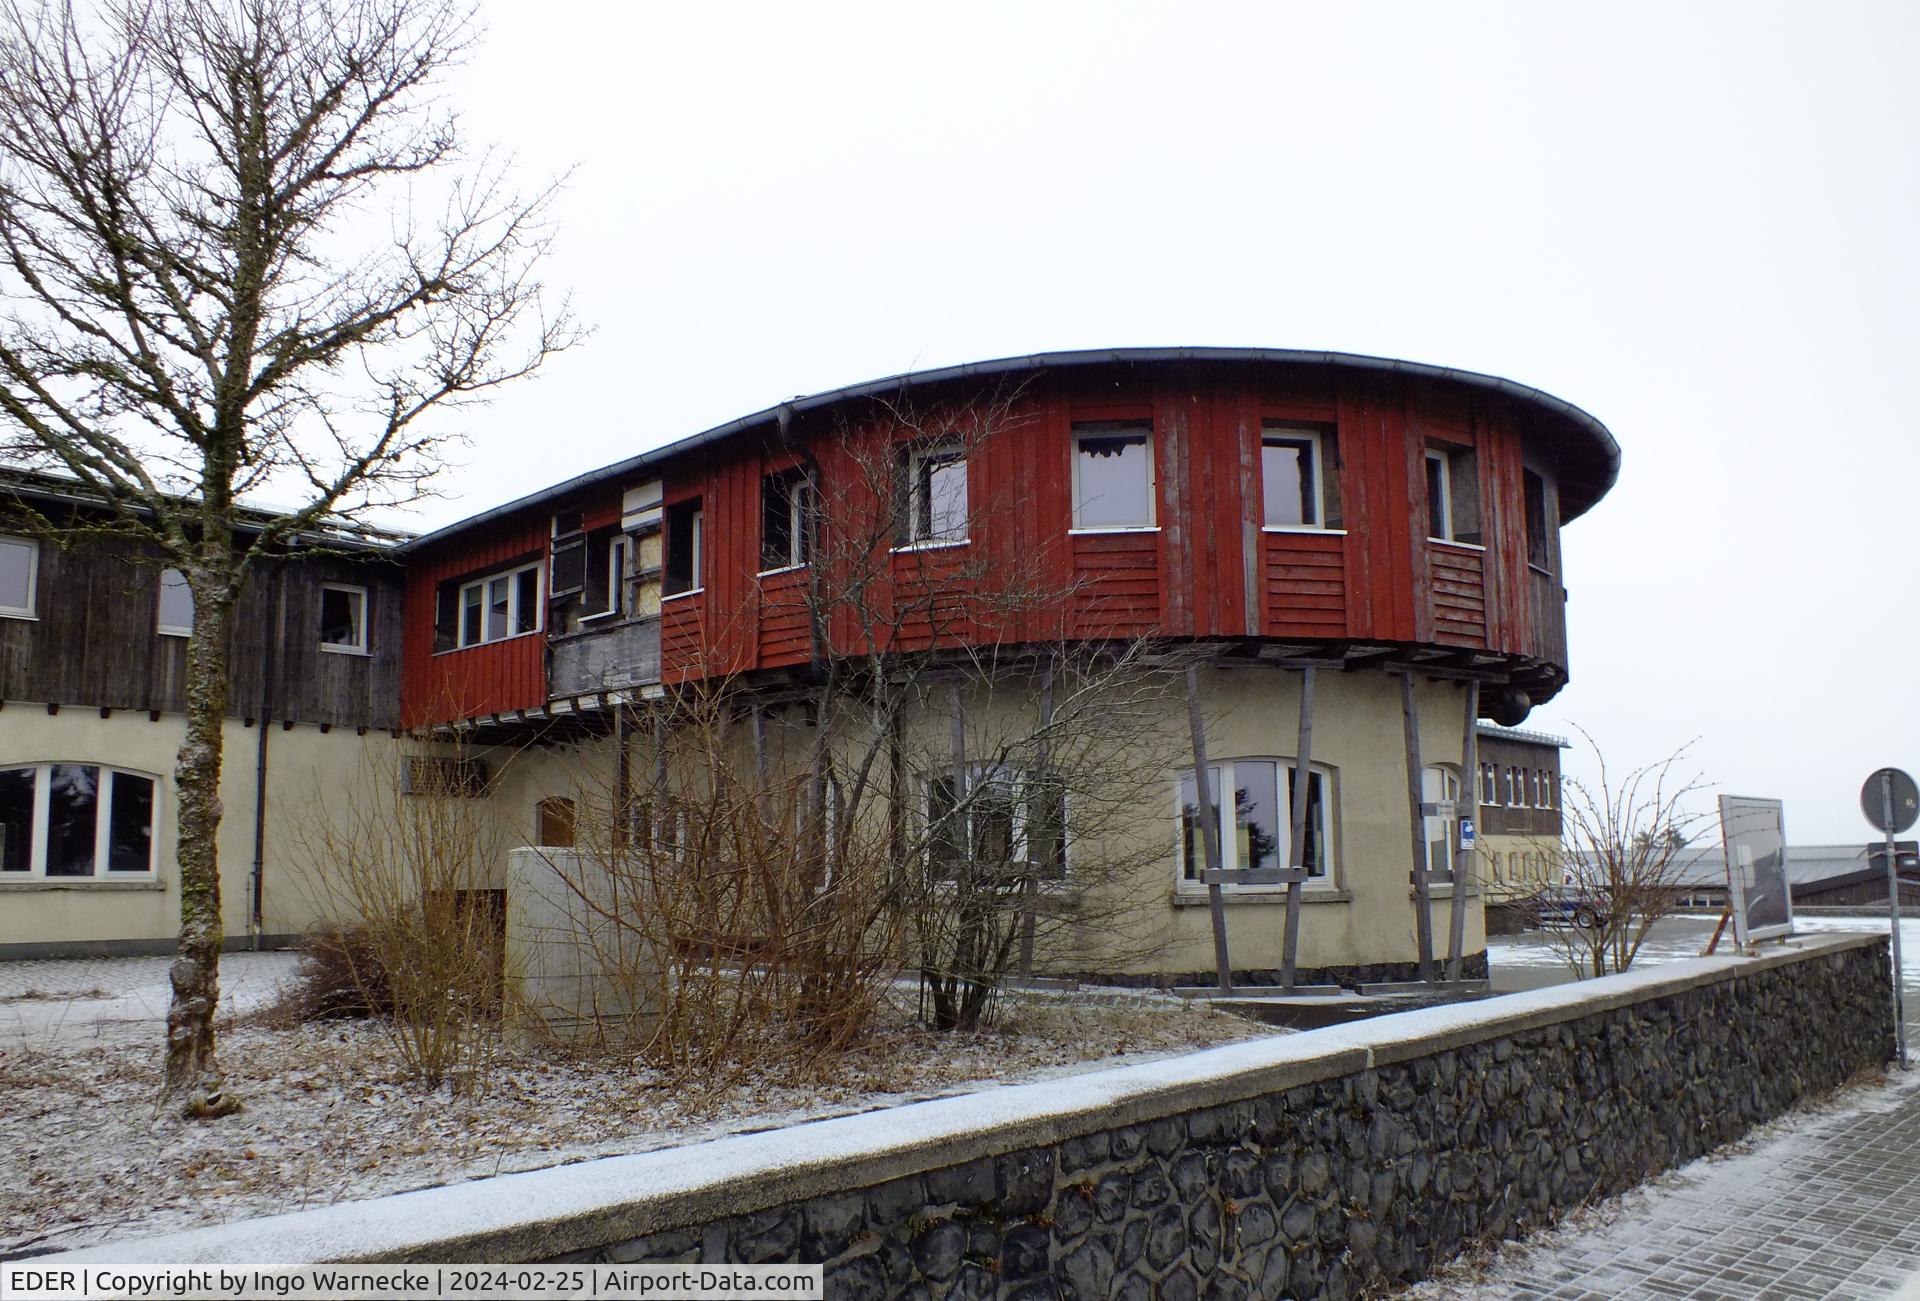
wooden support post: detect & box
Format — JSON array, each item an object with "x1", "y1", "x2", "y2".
[
  {"x1": 1020, "y1": 661, "x2": 1056, "y2": 978},
  {"x1": 1402, "y1": 671, "x2": 1437, "y2": 981},
  {"x1": 1445, "y1": 680, "x2": 1480, "y2": 981},
  {"x1": 1281, "y1": 666, "x2": 1316, "y2": 990},
  {"x1": 614, "y1": 704, "x2": 630, "y2": 852},
  {"x1": 1186, "y1": 665, "x2": 1233, "y2": 993},
  {"x1": 750, "y1": 699, "x2": 770, "y2": 823}
]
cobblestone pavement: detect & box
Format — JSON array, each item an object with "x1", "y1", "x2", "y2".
[
  {"x1": 0, "y1": 949, "x2": 300, "y2": 1048},
  {"x1": 1418, "y1": 914, "x2": 1920, "y2": 1300}
]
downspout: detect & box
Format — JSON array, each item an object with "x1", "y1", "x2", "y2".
[{"x1": 250, "y1": 563, "x2": 282, "y2": 950}]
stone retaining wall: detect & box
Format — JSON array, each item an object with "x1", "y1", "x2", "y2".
[{"x1": 59, "y1": 936, "x2": 1895, "y2": 1301}]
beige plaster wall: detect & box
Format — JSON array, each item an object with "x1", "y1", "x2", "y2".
[{"x1": 0, "y1": 707, "x2": 400, "y2": 949}]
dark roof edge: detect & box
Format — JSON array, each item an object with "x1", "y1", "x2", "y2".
[{"x1": 398, "y1": 347, "x2": 1623, "y2": 555}]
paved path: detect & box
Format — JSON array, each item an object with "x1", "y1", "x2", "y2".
[
  {"x1": 1420, "y1": 915, "x2": 1920, "y2": 1300},
  {"x1": 0, "y1": 950, "x2": 300, "y2": 1048}
]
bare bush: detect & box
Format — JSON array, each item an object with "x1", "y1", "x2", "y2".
[
  {"x1": 288, "y1": 745, "x2": 516, "y2": 1092},
  {"x1": 1532, "y1": 732, "x2": 1710, "y2": 978}
]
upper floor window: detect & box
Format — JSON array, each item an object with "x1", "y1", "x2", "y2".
[
  {"x1": 0, "y1": 763, "x2": 158, "y2": 877},
  {"x1": 1177, "y1": 758, "x2": 1331, "y2": 887},
  {"x1": 0, "y1": 536, "x2": 37, "y2": 619},
  {"x1": 1421, "y1": 764, "x2": 1461, "y2": 880},
  {"x1": 1479, "y1": 761, "x2": 1499, "y2": 805},
  {"x1": 156, "y1": 568, "x2": 194, "y2": 637},
  {"x1": 458, "y1": 562, "x2": 541, "y2": 648},
  {"x1": 761, "y1": 468, "x2": 816, "y2": 571},
  {"x1": 905, "y1": 444, "x2": 968, "y2": 544},
  {"x1": 606, "y1": 536, "x2": 630, "y2": 615},
  {"x1": 926, "y1": 764, "x2": 1066, "y2": 884},
  {"x1": 663, "y1": 499, "x2": 703, "y2": 596},
  {"x1": 1073, "y1": 424, "x2": 1154, "y2": 529},
  {"x1": 1261, "y1": 426, "x2": 1327, "y2": 529},
  {"x1": 319, "y1": 583, "x2": 368, "y2": 655},
  {"x1": 1524, "y1": 469, "x2": 1551, "y2": 570},
  {"x1": 1425, "y1": 444, "x2": 1482, "y2": 545}
]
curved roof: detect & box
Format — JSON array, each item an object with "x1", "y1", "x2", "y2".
[{"x1": 401, "y1": 347, "x2": 1620, "y2": 553}]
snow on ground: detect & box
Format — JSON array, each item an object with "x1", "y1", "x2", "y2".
[
  {"x1": 0, "y1": 952, "x2": 301, "y2": 1049},
  {"x1": 0, "y1": 962, "x2": 1274, "y2": 1258}
]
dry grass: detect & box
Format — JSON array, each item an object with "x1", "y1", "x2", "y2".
[{"x1": 0, "y1": 986, "x2": 1271, "y2": 1256}]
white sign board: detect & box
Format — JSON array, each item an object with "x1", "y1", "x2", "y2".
[{"x1": 1719, "y1": 795, "x2": 1793, "y2": 945}]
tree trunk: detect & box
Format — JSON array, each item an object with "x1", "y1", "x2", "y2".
[{"x1": 162, "y1": 585, "x2": 241, "y2": 1118}]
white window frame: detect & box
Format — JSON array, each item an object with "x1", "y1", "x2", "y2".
[
  {"x1": 0, "y1": 535, "x2": 38, "y2": 620},
  {"x1": 905, "y1": 443, "x2": 969, "y2": 546},
  {"x1": 1422, "y1": 764, "x2": 1462, "y2": 880},
  {"x1": 455, "y1": 561, "x2": 543, "y2": 648},
  {"x1": 924, "y1": 763, "x2": 1070, "y2": 886},
  {"x1": 156, "y1": 568, "x2": 195, "y2": 638},
  {"x1": 1479, "y1": 761, "x2": 1499, "y2": 806},
  {"x1": 318, "y1": 582, "x2": 370, "y2": 655},
  {"x1": 608, "y1": 535, "x2": 630, "y2": 613},
  {"x1": 1425, "y1": 449, "x2": 1454, "y2": 543},
  {"x1": 1071, "y1": 425, "x2": 1157, "y2": 531},
  {"x1": 1174, "y1": 757, "x2": 1335, "y2": 892},
  {"x1": 1259, "y1": 426, "x2": 1326, "y2": 531},
  {"x1": 0, "y1": 763, "x2": 161, "y2": 879},
  {"x1": 663, "y1": 503, "x2": 705, "y2": 599},
  {"x1": 759, "y1": 471, "x2": 814, "y2": 574}
]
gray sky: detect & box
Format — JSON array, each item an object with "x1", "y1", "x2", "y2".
[{"x1": 415, "y1": 1, "x2": 1918, "y2": 844}]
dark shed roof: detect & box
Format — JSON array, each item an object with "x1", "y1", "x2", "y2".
[{"x1": 399, "y1": 347, "x2": 1621, "y2": 555}]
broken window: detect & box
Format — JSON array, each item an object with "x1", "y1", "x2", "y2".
[{"x1": 1072, "y1": 424, "x2": 1153, "y2": 529}]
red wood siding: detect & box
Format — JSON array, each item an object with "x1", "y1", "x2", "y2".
[
  {"x1": 401, "y1": 515, "x2": 550, "y2": 725},
  {"x1": 1428, "y1": 542, "x2": 1488, "y2": 646},
  {"x1": 405, "y1": 360, "x2": 1581, "y2": 721},
  {"x1": 1260, "y1": 532, "x2": 1347, "y2": 639}
]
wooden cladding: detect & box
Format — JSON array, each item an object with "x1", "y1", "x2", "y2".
[
  {"x1": 1260, "y1": 532, "x2": 1347, "y2": 640},
  {"x1": 1428, "y1": 543, "x2": 1488, "y2": 646},
  {"x1": 398, "y1": 359, "x2": 1585, "y2": 722},
  {"x1": 0, "y1": 534, "x2": 402, "y2": 728}
]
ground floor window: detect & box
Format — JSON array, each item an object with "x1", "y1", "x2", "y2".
[
  {"x1": 0, "y1": 763, "x2": 159, "y2": 877},
  {"x1": 1177, "y1": 758, "x2": 1330, "y2": 886},
  {"x1": 1422, "y1": 764, "x2": 1461, "y2": 881},
  {"x1": 926, "y1": 765, "x2": 1067, "y2": 884}
]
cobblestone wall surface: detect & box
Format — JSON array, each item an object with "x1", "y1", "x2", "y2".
[{"x1": 566, "y1": 941, "x2": 1892, "y2": 1300}]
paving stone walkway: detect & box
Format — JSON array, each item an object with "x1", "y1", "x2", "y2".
[{"x1": 1421, "y1": 916, "x2": 1920, "y2": 1300}]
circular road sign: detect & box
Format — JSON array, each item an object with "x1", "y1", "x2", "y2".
[{"x1": 1863, "y1": 768, "x2": 1920, "y2": 835}]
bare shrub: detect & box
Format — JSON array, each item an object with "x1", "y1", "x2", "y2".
[
  {"x1": 1531, "y1": 731, "x2": 1711, "y2": 978},
  {"x1": 288, "y1": 744, "x2": 516, "y2": 1092},
  {"x1": 531, "y1": 684, "x2": 910, "y2": 1087}
]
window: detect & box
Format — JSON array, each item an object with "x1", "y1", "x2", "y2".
[
  {"x1": 1506, "y1": 765, "x2": 1522, "y2": 807},
  {"x1": 1479, "y1": 762, "x2": 1499, "y2": 805},
  {"x1": 156, "y1": 568, "x2": 194, "y2": 637},
  {"x1": 319, "y1": 584, "x2": 368, "y2": 654},
  {"x1": 1177, "y1": 758, "x2": 1330, "y2": 886},
  {"x1": 403, "y1": 756, "x2": 490, "y2": 797},
  {"x1": 926, "y1": 765, "x2": 1066, "y2": 884},
  {"x1": 536, "y1": 796, "x2": 577, "y2": 848},
  {"x1": 0, "y1": 764, "x2": 158, "y2": 877},
  {"x1": 0, "y1": 536, "x2": 37, "y2": 619},
  {"x1": 1422, "y1": 765, "x2": 1461, "y2": 880},
  {"x1": 1072, "y1": 424, "x2": 1154, "y2": 529},
  {"x1": 1527, "y1": 768, "x2": 1542, "y2": 808},
  {"x1": 1524, "y1": 469, "x2": 1551, "y2": 570},
  {"x1": 761, "y1": 469, "x2": 815, "y2": 571},
  {"x1": 905, "y1": 444, "x2": 968, "y2": 544},
  {"x1": 1425, "y1": 445, "x2": 1482, "y2": 544},
  {"x1": 664, "y1": 500, "x2": 703, "y2": 596},
  {"x1": 455, "y1": 562, "x2": 540, "y2": 648},
  {"x1": 1261, "y1": 427, "x2": 1325, "y2": 528},
  {"x1": 607, "y1": 536, "x2": 629, "y2": 615}
]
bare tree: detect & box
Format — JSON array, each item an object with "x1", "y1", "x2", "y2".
[
  {"x1": 1533, "y1": 732, "x2": 1710, "y2": 978},
  {"x1": 0, "y1": 0, "x2": 575, "y2": 1115}
]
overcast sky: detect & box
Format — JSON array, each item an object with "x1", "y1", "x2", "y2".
[{"x1": 411, "y1": 1, "x2": 1917, "y2": 844}]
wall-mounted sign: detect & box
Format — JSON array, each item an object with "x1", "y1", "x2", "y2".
[
  {"x1": 1458, "y1": 816, "x2": 1476, "y2": 849},
  {"x1": 1720, "y1": 795, "x2": 1793, "y2": 946}
]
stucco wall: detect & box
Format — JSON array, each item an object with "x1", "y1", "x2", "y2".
[{"x1": 0, "y1": 707, "x2": 400, "y2": 954}]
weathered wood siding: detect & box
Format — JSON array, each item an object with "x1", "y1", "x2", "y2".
[
  {"x1": 397, "y1": 359, "x2": 1585, "y2": 723},
  {"x1": 401, "y1": 514, "x2": 549, "y2": 724},
  {"x1": 0, "y1": 534, "x2": 401, "y2": 728}
]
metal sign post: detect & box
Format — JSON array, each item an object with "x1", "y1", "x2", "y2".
[{"x1": 1861, "y1": 767, "x2": 1917, "y2": 1069}]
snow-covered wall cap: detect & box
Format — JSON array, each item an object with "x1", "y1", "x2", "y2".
[{"x1": 47, "y1": 934, "x2": 1882, "y2": 1267}]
